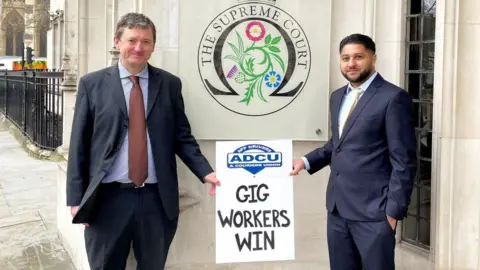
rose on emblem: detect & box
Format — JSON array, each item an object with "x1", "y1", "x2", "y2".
[{"x1": 246, "y1": 21, "x2": 266, "y2": 42}]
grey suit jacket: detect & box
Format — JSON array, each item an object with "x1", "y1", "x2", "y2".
[
  {"x1": 305, "y1": 74, "x2": 417, "y2": 221},
  {"x1": 66, "y1": 64, "x2": 213, "y2": 224}
]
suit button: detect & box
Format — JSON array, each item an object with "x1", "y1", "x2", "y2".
[
  {"x1": 336, "y1": 148, "x2": 341, "y2": 153},
  {"x1": 336, "y1": 171, "x2": 339, "y2": 176}
]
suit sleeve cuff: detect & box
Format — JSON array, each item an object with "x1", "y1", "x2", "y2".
[
  {"x1": 386, "y1": 200, "x2": 407, "y2": 220},
  {"x1": 199, "y1": 166, "x2": 214, "y2": 184},
  {"x1": 301, "y1": 157, "x2": 311, "y2": 171},
  {"x1": 66, "y1": 196, "x2": 83, "y2": 207}
]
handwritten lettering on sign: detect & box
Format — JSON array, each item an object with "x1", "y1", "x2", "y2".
[{"x1": 215, "y1": 140, "x2": 294, "y2": 264}]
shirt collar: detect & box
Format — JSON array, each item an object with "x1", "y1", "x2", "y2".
[
  {"x1": 345, "y1": 71, "x2": 378, "y2": 94},
  {"x1": 118, "y1": 59, "x2": 149, "y2": 80}
]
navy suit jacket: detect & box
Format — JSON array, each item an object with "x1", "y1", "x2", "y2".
[
  {"x1": 66, "y1": 64, "x2": 213, "y2": 224},
  {"x1": 305, "y1": 74, "x2": 416, "y2": 221}
]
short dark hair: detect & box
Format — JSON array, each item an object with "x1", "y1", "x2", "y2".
[
  {"x1": 115, "y1": 13, "x2": 156, "y2": 43},
  {"x1": 339, "y1": 34, "x2": 376, "y2": 54}
]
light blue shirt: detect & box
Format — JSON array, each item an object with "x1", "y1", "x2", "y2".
[
  {"x1": 302, "y1": 72, "x2": 378, "y2": 170},
  {"x1": 102, "y1": 61, "x2": 158, "y2": 184}
]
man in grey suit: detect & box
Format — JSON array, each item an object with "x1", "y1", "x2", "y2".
[
  {"x1": 66, "y1": 13, "x2": 220, "y2": 269},
  {"x1": 291, "y1": 34, "x2": 417, "y2": 270}
]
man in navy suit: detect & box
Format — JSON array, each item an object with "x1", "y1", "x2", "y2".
[
  {"x1": 67, "y1": 13, "x2": 220, "y2": 269},
  {"x1": 291, "y1": 34, "x2": 417, "y2": 270}
]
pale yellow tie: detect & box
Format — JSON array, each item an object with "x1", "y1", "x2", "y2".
[{"x1": 339, "y1": 88, "x2": 363, "y2": 137}]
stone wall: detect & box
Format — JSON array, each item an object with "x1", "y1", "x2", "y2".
[{"x1": 50, "y1": 0, "x2": 480, "y2": 269}]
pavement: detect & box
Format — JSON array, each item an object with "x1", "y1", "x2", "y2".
[{"x1": 0, "y1": 127, "x2": 76, "y2": 269}]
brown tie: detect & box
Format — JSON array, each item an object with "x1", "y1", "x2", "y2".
[{"x1": 128, "y1": 75, "x2": 148, "y2": 186}]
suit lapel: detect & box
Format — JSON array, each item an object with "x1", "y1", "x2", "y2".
[
  {"x1": 338, "y1": 74, "x2": 384, "y2": 144},
  {"x1": 146, "y1": 64, "x2": 162, "y2": 119},
  {"x1": 332, "y1": 88, "x2": 346, "y2": 142},
  {"x1": 104, "y1": 65, "x2": 128, "y2": 119}
]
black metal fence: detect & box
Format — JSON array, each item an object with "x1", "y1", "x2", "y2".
[{"x1": 0, "y1": 70, "x2": 64, "y2": 151}]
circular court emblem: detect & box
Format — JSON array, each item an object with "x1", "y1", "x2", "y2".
[{"x1": 198, "y1": 1, "x2": 311, "y2": 116}]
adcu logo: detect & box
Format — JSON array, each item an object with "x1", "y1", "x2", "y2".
[{"x1": 227, "y1": 144, "x2": 282, "y2": 175}]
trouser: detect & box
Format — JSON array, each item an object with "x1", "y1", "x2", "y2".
[
  {"x1": 327, "y1": 209, "x2": 396, "y2": 270},
  {"x1": 84, "y1": 183, "x2": 178, "y2": 270}
]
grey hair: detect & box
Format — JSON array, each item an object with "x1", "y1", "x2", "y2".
[{"x1": 115, "y1": 13, "x2": 156, "y2": 43}]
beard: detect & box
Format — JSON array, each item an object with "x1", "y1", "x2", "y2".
[{"x1": 341, "y1": 68, "x2": 372, "y2": 84}]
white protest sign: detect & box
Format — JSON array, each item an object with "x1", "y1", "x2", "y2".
[{"x1": 215, "y1": 140, "x2": 295, "y2": 264}]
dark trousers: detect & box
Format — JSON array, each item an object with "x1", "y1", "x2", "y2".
[
  {"x1": 327, "y1": 209, "x2": 396, "y2": 270},
  {"x1": 84, "y1": 184, "x2": 178, "y2": 270}
]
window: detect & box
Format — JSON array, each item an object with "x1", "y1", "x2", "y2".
[{"x1": 402, "y1": 0, "x2": 436, "y2": 249}]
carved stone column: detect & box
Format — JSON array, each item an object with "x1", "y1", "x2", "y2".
[
  {"x1": 109, "y1": 0, "x2": 120, "y2": 66},
  {"x1": 0, "y1": 29, "x2": 6, "y2": 56},
  {"x1": 57, "y1": 54, "x2": 77, "y2": 158},
  {"x1": 158, "y1": 0, "x2": 179, "y2": 73},
  {"x1": 433, "y1": 0, "x2": 480, "y2": 269},
  {"x1": 34, "y1": 31, "x2": 41, "y2": 56},
  {"x1": 109, "y1": 47, "x2": 120, "y2": 66}
]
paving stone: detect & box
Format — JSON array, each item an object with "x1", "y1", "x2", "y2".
[
  {"x1": 0, "y1": 130, "x2": 76, "y2": 269},
  {"x1": 0, "y1": 212, "x2": 42, "y2": 228}
]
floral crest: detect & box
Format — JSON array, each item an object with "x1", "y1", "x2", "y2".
[{"x1": 223, "y1": 21, "x2": 286, "y2": 105}]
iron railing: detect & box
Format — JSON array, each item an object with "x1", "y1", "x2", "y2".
[{"x1": 0, "y1": 70, "x2": 64, "y2": 151}]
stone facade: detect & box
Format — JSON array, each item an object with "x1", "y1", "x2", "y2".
[
  {"x1": 50, "y1": 0, "x2": 480, "y2": 269},
  {"x1": 0, "y1": 0, "x2": 49, "y2": 57}
]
